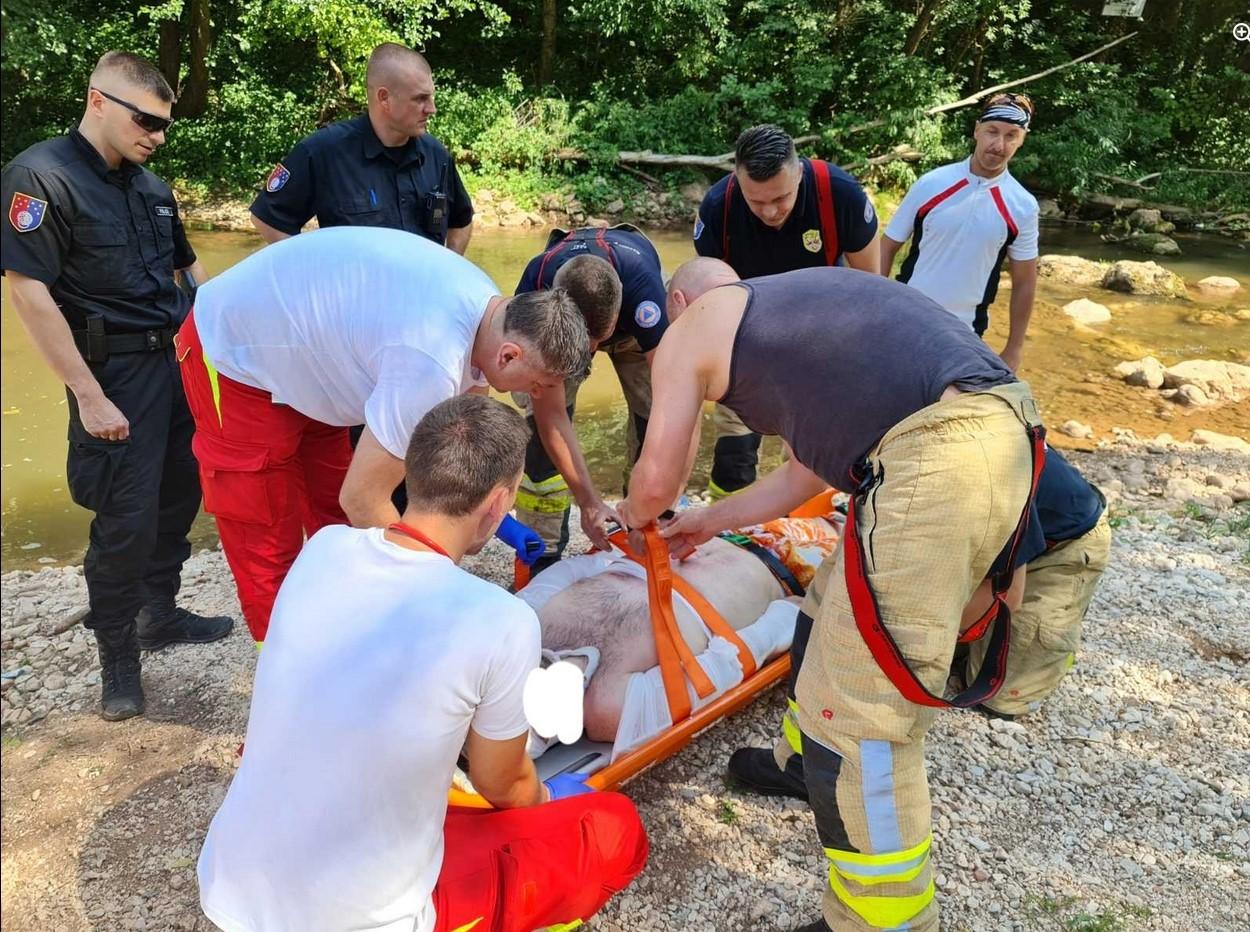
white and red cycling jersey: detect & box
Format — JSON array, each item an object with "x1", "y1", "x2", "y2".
[{"x1": 885, "y1": 158, "x2": 1039, "y2": 334}]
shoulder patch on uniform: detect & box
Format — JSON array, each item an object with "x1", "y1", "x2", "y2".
[
  {"x1": 154, "y1": 205, "x2": 174, "y2": 217},
  {"x1": 265, "y1": 163, "x2": 290, "y2": 193},
  {"x1": 8, "y1": 192, "x2": 47, "y2": 233},
  {"x1": 693, "y1": 216, "x2": 705, "y2": 240},
  {"x1": 634, "y1": 300, "x2": 662, "y2": 328},
  {"x1": 802, "y1": 228, "x2": 823, "y2": 253},
  {"x1": 864, "y1": 198, "x2": 876, "y2": 224}
]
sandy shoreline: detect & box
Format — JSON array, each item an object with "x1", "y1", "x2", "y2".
[{"x1": 2, "y1": 439, "x2": 1248, "y2": 931}]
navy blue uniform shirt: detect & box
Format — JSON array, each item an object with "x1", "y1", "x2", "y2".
[
  {"x1": 694, "y1": 158, "x2": 877, "y2": 278},
  {"x1": 515, "y1": 226, "x2": 669, "y2": 353},
  {"x1": 1015, "y1": 447, "x2": 1106, "y2": 567},
  {"x1": 1, "y1": 130, "x2": 195, "y2": 332},
  {"x1": 250, "y1": 115, "x2": 472, "y2": 245}
]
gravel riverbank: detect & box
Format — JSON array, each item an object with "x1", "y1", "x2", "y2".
[{"x1": 2, "y1": 439, "x2": 1248, "y2": 931}]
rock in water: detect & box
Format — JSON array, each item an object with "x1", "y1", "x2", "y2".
[
  {"x1": 1037, "y1": 198, "x2": 1064, "y2": 220},
  {"x1": 1038, "y1": 254, "x2": 1107, "y2": 288},
  {"x1": 1197, "y1": 276, "x2": 1241, "y2": 294},
  {"x1": 1163, "y1": 360, "x2": 1250, "y2": 403},
  {"x1": 1101, "y1": 260, "x2": 1187, "y2": 297},
  {"x1": 1113, "y1": 356, "x2": 1167, "y2": 389},
  {"x1": 1127, "y1": 232, "x2": 1181, "y2": 256},
  {"x1": 1063, "y1": 298, "x2": 1112, "y2": 325}
]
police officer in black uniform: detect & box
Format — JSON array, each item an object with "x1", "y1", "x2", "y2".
[
  {"x1": 694, "y1": 124, "x2": 881, "y2": 499},
  {"x1": 512, "y1": 225, "x2": 670, "y2": 566},
  {"x1": 249, "y1": 43, "x2": 473, "y2": 253},
  {"x1": 1, "y1": 52, "x2": 233, "y2": 722}
]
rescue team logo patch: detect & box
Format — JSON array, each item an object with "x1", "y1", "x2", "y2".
[
  {"x1": 265, "y1": 163, "x2": 290, "y2": 193},
  {"x1": 802, "y1": 228, "x2": 822, "y2": 253},
  {"x1": 154, "y1": 205, "x2": 175, "y2": 217},
  {"x1": 635, "y1": 300, "x2": 662, "y2": 328},
  {"x1": 864, "y1": 198, "x2": 876, "y2": 224},
  {"x1": 693, "y1": 216, "x2": 705, "y2": 240},
  {"x1": 8, "y1": 192, "x2": 47, "y2": 233}
]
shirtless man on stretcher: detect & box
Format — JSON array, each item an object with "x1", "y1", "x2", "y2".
[{"x1": 519, "y1": 259, "x2": 842, "y2": 751}]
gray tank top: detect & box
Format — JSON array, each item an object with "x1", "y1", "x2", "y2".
[{"x1": 720, "y1": 268, "x2": 1016, "y2": 491}]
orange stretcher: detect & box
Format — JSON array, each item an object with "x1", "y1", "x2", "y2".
[{"x1": 448, "y1": 491, "x2": 838, "y2": 808}]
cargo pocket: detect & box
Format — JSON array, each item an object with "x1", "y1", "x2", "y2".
[
  {"x1": 67, "y1": 440, "x2": 129, "y2": 512},
  {"x1": 191, "y1": 432, "x2": 275, "y2": 525}
]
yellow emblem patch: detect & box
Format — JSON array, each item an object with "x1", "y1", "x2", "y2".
[{"x1": 803, "y1": 228, "x2": 823, "y2": 253}]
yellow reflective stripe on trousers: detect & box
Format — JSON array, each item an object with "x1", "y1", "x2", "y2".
[
  {"x1": 707, "y1": 478, "x2": 746, "y2": 501},
  {"x1": 782, "y1": 698, "x2": 803, "y2": 755},
  {"x1": 515, "y1": 489, "x2": 572, "y2": 513},
  {"x1": 449, "y1": 919, "x2": 484, "y2": 932},
  {"x1": 828, "y1": 869, "x2": 935, "y2": 929},
  {"x1": 523, "y1": 473, "x2": 571, "y2": 494},
  {"x1": 203, "y1": 351, "x2": 223, "y2": 427}
]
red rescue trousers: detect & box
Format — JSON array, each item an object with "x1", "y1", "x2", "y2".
[
  {"x1": 433, "y1": 793, "x2": 648, "y2": 932},
  {"x1": 176, "y1": 311, "x2": 351, "y2": 642}
]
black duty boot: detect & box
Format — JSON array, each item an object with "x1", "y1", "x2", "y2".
[
  {"x1": 136, "y1": 599, "x2": 234, "y2": 651},
  {"x1": 792, "y1": 918, "x2": 833, "y2": 932},
  {"x1": 727, "y1": 746, "x2": 809, "y2": 801},
  {"x1": 96, "y1": 625, "x2": 145, "y2": 721}
]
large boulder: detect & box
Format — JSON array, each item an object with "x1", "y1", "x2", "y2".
[
  {"x1": 1162, "y1": 360, "x2": 1250, "y2": 402},
  {"x1": 1038, "y1": 254, "x2": 1107, "y2": 288},
  {"x1": 1101, "y1": 260, "x2": 1187, "y2": 297},
  {"x1": 1063, "y1": 298, "x2": 1112, "y2": 325},
  {"x1": 1197, "y1": 275, "x2": 1242, "y2": 294},
  {"x1": 1113, "y1": 356, "x2": 1166, "y2": 389}
]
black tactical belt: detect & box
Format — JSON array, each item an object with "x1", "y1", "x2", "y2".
[{"x1": 72, "y1": 326, "x2": 175, "y2": 362}]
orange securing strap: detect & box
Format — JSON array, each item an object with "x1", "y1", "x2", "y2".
[
  {"x1": 789, "y1": 488, "x2": 837, "y2": 519},
  {"x1": 513, "y1": 557, "x2": 531, "y2": 592},
  {"x1": 610, "y1": 522, "x2": 755, "y2": 689}
]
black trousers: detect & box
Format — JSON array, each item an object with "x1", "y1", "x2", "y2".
[{"x1": 65, "y1": 347, "x2": 201, "y2": 633}]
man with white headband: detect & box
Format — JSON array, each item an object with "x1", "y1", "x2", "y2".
[{"x1": 880, "y1": 93, "x2": 1040, "y2": 371}]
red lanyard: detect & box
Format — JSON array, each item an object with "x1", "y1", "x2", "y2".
[{"x1": 386, "y1": 522, "x2": 451, "y2": 558}]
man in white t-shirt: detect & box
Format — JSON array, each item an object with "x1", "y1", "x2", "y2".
[
  {"x1": 176, "y1": 226, "x2": 591, "y2": 642},
  {"x1": 198, "y1": 394, "x2": 647, "y2": 932},
  {"x1": 880, "y1": 93, "x2": 1040, "y2": 371}
]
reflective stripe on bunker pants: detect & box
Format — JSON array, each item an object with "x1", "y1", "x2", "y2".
[
  {"x1": 793, "y1": 382, "x2": 1040, "y2": 930},
  {"x1": 513, "y1": 338, "x2": 653, "y2": 555},
  {"x1": 967, "y1": 511, "x2": 1112, "y2": 716}
]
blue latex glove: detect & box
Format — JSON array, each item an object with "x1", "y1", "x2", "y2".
[
  {"x1": 544, "y1": 772, "x2": 594, "y2": 801},
  {"x1": 496, "y1": 514, "x2": 546, "y2": 565}
]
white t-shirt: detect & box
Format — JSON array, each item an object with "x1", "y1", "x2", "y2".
[
  {"x1": 197, "y1": 525, "x2": 541, "y2": 932},
  {"x1": 193, "y1": 227, "x2": 500, "y2": 457},
  {"x1": 885, "y1": 158, "x2": 1039, "y2": 332}
]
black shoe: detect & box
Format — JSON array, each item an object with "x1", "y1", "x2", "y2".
[
  {"x1": 96, "y1": 625, "x2": 145, "y2": 721},
  {"x1": 792, "y1": 919, "x2": 832, "y2": 932},
  {"x1": 136, "y1": 602, "x2": 234, "y2": 651},
  {"x1": 727, "y1": 747, "x2": 809, "y2": 801},
  {"x1": 974, "y1": 703, "x2": 1017, "y2": 722}
]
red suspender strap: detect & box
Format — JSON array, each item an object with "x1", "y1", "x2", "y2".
[
  {"x1": 513, "y1": 556, "x2": 531, "y2": 592},
  {"x1": 811, "y1": 160, "x2": 840, "y2": 266},
  {"x1": 536, "y1": 230, "x2": 576, "y2": 287},
  {"x1": 722, "y1": 174, "x2": 736, "y2": 262},
  {"x1": 844, "y1": 422, "x2": 1046, "y2": 708}
]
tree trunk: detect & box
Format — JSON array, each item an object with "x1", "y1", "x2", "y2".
[
  {"x1": 539, "y1": 0, "x2": 557, "y2": 87},
  {"x1": 903, "y1": 0, "x2": 946, "y2": 56},
  {"x1": 173, "y1": 0, "x2": 211, "y2": 118},
  {"x1": 158, "y1": 18, "x2": 181, "y2": 92}
]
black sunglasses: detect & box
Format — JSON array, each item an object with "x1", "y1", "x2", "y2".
[{"x1": 92, "y1": 87, "x2": 174, "y2": 134}]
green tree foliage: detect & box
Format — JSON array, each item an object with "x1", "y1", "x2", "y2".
[{"x1": 3, "y1": 0, "x2": 1247, "y2": 209}]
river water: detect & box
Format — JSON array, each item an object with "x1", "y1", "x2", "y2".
[{"x1": 2, "y1": 224, "x2": 1246, "y2": 567}]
